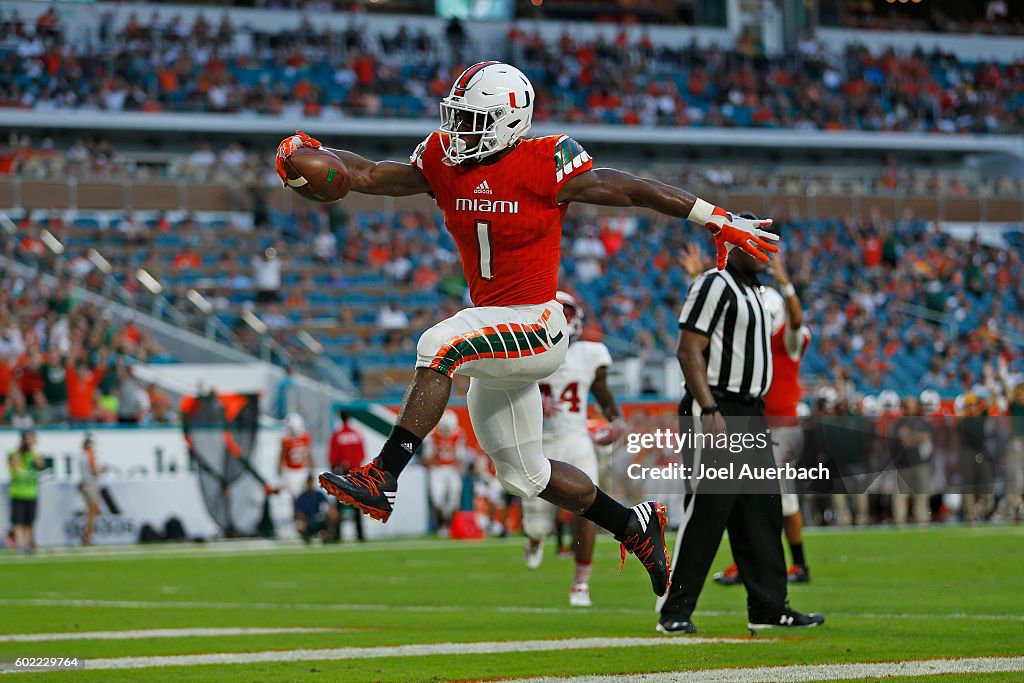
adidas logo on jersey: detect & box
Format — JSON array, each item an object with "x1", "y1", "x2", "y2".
[{"x1": 474, "y1": 180, "x2": 493, "y2": 195}]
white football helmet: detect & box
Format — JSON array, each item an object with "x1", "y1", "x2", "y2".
[
  {"x1": 285, "y1": 412, "x2": 305, "y2": 436},
  {"x1": 556, "y1": 290, "x2": 583, "y2": 342},
  {"x1": 439, "y1": 61, "x2": 535, "y2": 165},
  {"x1": 861, "y1": 395, "x2": 880, "y2": 417},
  {"x1": 761, "y1": 287, "x2": 786, "y2": 336},
  {"x1": 919, "y1": 389, "x2": 940, "y2": 414},
  {"x1": 437, "y1": 409, "x2": 460, "y2": 436},
  {"x1": 879, "y1": 390, "x2": 900, "y2": 414},
  {"x1": 816, "y1": 386, "x2": 838, "y2": 410}
]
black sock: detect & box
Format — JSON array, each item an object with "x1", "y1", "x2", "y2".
[
  {"x1": 379, "y1": 426, "x2": 422, "y2": 478},
  {"x1": 790, "y1": 542, "x2": 805, "y2": 568},
  {"x1": 581, "y1": 488, "x2": 631, "y2": 540}
]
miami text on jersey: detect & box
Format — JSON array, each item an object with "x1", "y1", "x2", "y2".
[{"x1": 454, "y1": 198, "x2": 520, "y2": 213}]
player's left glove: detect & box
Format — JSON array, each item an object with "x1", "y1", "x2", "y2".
[
  {"x1": 275, "y1": 130, "x2": 322, "y2": 186},
  {"x1": 690, "y1": 200, "x2": 779, "y2": 270},
  {"x1": 592, "y1": 418, "x2": 626, "y2": 446}
]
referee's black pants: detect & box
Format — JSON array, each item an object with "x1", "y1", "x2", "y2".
[{"x1": 660, "y1": 394, "x2": 788, "y2": 621}]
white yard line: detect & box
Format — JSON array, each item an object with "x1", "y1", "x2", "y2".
[
  {"x1": 503, "y1": 656, "x2": 1024, "y2": 682},
  {"x1": 0, "y1": 636, "x2": 768, "y2": 674},
  {"x1": 1, "y1": 598, "x2": 1021, "y2": 624},
  {"x1": 0, "y1": 627, "x2": 349, "y2": 643},
  {"x1": 0, "y1": 538, "x2": 490, "y2": 564},
  {"x1": 2, "y1": 525, "x2": 1019, "y2": 564}
]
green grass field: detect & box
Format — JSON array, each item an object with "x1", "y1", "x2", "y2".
[{"x1": 1, "y1": 525, "x2": 1022, "y2": 682}]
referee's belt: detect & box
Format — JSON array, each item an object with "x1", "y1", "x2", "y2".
[{"x1": 681, "y1": 390, "x2": 765, "y2": 409}]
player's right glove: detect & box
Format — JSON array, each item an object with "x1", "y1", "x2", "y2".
[
  {"x1": 275, "y1": 130, "x2": 322, "y2": 186},
  {"x1": 689, "y1": 200, "x2": 779, "y2": 270}
]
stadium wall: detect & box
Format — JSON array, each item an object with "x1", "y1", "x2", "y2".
[
  {"x1": 0, "y1": 428, "x2": 224, "y2": 546},
  {"x1": 0, "y1": 424, "x2": 430, "y2": 546},
  {"x1": 817, "y1": 27, "x2": 1024, "y2": 64},
  {"x1": 5, "y1": 184, "x2": 1021, "y2": 222}
]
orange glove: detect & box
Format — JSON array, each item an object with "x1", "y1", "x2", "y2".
[
  {"x1": 592, "y1": 418, "x2": 626, "y2": 446},
  {"x1": 275, "y1": 130, "x2": 322, "y2": 186},
  {"x1": 703, "y1": 206, "x2": 779, "y2": 270}
]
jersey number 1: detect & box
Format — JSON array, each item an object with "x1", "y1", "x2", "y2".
[{"x1": 476, "y1": 220, "x2": 493, "y2": 280}]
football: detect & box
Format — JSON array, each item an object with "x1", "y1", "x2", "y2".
[{"x1": 282, "y1": 146, "x2": 350, "y2": 203}]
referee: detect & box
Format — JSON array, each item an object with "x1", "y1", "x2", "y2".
[{"x1": 657, "y1": 216, "x2": 824, "y2": 634}]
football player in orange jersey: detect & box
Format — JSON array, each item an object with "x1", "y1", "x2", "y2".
[
  {"x1": 283, "y1": 62, "x2": 779, "y2": 597},
  {"x1": 278, "y1": 413, "x2": 314, "y2": 499},
  {"x1": 421, "y1": 410, "x2": 470, "y2": 536}
]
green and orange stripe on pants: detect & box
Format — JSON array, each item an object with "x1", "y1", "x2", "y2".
[{"x1": 429, "y1": 311, "x2": 555, "y2": 378}]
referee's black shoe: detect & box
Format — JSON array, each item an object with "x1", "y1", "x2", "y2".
[
  {"x1": 656, "y1": 617, "x2": 697, "y2": 635},
  {"x1": 619, "y1": 501, "x2": 671, "y2": 596},
  {"x1": 748, "y1": 606, "x2": 825, "y2": 630}
]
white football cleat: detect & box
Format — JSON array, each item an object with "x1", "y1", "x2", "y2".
[
  {"x1": 569, "y1": 583, "x2": 592, "y2": 607},
  {"x1": 524, "y1": 537, "x2": 544, "y2": 569}
]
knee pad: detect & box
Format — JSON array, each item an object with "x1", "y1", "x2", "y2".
[
  {"x1": 492, "y1": 450, "x2": 551, "y2": 499},
  {"x1": 781, "y1": 493, "x2": 800, "y2": 517}
]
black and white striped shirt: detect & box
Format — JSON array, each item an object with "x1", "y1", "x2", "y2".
[{"x1": 678, "y1": 267, "x2": 773, "y2": 400}]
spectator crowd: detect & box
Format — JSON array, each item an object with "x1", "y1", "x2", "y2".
[
  {"x1": 0, "y1": 269, "x2": 174, "y2": 427},
  {"x1": 5, "y1": 194, "x2": 1022, "y2": 405},
  {"x1": 0, "y1": 6, "x2": 1021, "y2": 134}
]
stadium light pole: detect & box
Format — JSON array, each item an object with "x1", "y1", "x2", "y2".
[
  {"x1": 0, "y1": 212, "x2": 16, "y2": 262},
  {"x1": 136, "y1": 268, "x2": 163, "y2": 294},
  {"x1": 241, "y1": 309, "x2": 270, "y2": 361},
  {"x1": 136, "y1": 268, "x2": 165, "y2": 318},
  {"x1": 297, "y1": 330, "x2": 323, "y2": 356},
  {"x1": 88, "y1": 248, "x2": 115, "y2": 297},
  {"x1": 40, "y1": 229, "x2": 64, "y2": 255},
  {"x1": 39, "y1": 229, "x2": 65, "y2": 274},
  {"x1": 186, "y1": 288, "x2": 217, "y2": 339},
  {"x1": 0, "y1": 212, "x2": 15, "y2": 237}
]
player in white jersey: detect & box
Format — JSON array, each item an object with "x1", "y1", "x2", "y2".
[{"x1": 522, "y1": 291, "x2": 625, "y2": 607}]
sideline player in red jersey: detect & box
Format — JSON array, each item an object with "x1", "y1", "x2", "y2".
[
  {"x1": 328, "y1": 410, "x2": 366, "y2": 542},
  {"x1": 279, "y1": 62, "x2": 779, "y2": 596},
  {"x1": 713, "y1": 254, "x2": 813, "y2": 586}
]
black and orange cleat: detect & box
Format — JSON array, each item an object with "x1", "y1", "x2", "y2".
[
  {"x1": 713, "y1": 562, "x2": 741, "y2": 586},
  {"x1": 787, "y1": 564, "x2": 811, "y2": 583},
  {"x1": 619, "y1": 501, "x2": 671, "y2": 597},
  {"x1": 319, "y1": 460, "x2": 397, "y2": 523}
]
